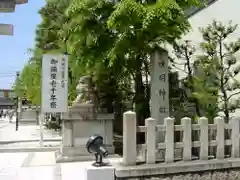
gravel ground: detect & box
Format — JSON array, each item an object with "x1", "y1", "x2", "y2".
[
  {"x1": 116, "y1": 169, "x2": 240, "y2": 180},
  {"x1": 136, "y1": 169, "x2": 240, "y2": 180}
]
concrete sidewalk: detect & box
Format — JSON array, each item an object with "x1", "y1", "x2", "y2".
[
  {"x1": 0, "y1": 152, "x2": 57, "y2": 180},
  {"x1": 0, "y1": 118, "x2": 62, "y2": 152},
  {"x1": 0, "y1": 150, "x2": 122, "y2": 180},
  {"x1": 0, "y1": 151, "x2": 121, "y2": 180}
]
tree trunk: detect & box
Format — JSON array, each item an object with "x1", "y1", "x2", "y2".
[
  {"x1": 134, "y1": 57, "x2": 150, "y2": 143},
  {"x1": 134, "y1": 70, "x2": 146, "y2": 125}
]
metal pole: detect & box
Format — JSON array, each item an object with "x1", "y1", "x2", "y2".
[
  {"x1": 15, "y1": 71, "x2": 20, "y2": 131},
  {"x1": 39, "y1": 111, "x2": 44, "y2": 147}
]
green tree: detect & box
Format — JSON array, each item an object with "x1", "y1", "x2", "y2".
[
  {"x1": 172, "y1": 40, "x2": 219, "y2": 120},
  {"x1": 13, "y1": 60, "x2": 41, "y2": 105},
  {"x1": 173, "y1": 40, "x2": 202, "y2": 117},
  {"x1": 65, "y1": 0, "x2": 133, "y2": 133},
  {"x1": 195, "y1": 20, "x2": 240, "y2": 122},
  {"x1": 14, "y1": 0, "x2": 204, "y2": 133},
  {"x1": 66, "y1": 0, "x2": 203, "y2": 125},
  {"x1": 107, "y1": 0, "x2": 203, "y2": 124}
]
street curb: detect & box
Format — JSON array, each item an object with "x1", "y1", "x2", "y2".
[
  {"x1": 0, "y1": 138, "x2": 62, "y2": 144},
  {"x1": 0, "y1": 147, "x2": 59, "y2": 153}
]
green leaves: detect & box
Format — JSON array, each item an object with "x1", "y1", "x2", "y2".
[
  {"x1": 200, "y1": 20, "x2": 238, "y2": 42},
  {"x1": 107, "y1": 0, "x2": 146, "y2": 30},
  {"x1": 13, "y1": 62, "x2": 41, "y2": 105}
]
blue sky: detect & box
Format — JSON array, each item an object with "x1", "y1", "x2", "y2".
[{"x1": 0, "y1": 0, "x2": 45, "y2": 89}]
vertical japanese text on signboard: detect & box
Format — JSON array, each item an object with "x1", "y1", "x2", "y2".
[
  {"x1": 61, "y1": 57, "x2": 65, "y2": 88},
  {"x1": 42, "y1": 54, "x2": 68, "y2": 113},
  {"x1": 50, "y1": 58, "x2": 58, "y2": 109},
  {"x1": 158, "y1": 59, "x2": 168, "y2": 114}
]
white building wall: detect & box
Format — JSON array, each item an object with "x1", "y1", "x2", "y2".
[{"x1": 183, "y1": 0, "x2": 240, "y2": 45}]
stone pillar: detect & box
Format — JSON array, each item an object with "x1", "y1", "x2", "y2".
[
  {"x1": 150, "y1": 49, "x2": 169, "y2": 142},
  {"x1": 62, "y1": 121, "x2": 73, "y2": 147},
  {"x1": 145, "y1": 117, "x2": 156, "y2": 164},
  {"x1": 122, "y1": 111, "x2": 137, "y2": 165}
]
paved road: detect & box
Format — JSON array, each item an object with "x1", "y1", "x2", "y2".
[
  {"x1": 0, "y1": 117, "x2": 61, "y2": 152},
  {"x1": 0, "y1": 119, "x2": 61, "y2": 143}
]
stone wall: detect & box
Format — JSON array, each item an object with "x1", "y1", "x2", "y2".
[{"x1": 116, "y1": 169, "x2": 240, "y2": 180}]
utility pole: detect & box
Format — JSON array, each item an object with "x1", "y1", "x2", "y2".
[
  {"x1": 15, "y1": 71, "x2": 20, "y2": 131},
  {"x1": 39, "y1": 112, "x2": 44, "y2": 147}
]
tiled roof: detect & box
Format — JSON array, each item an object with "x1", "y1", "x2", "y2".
[
  {"x1": 185, "y1": 0, "x2": 218, "y2": 18},
  {"x1": 15, "y1": 0, "x2": 28, "y2": 4}
]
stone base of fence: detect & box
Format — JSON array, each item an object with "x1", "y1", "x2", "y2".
[{"x1": 115, "y1": 158, "x2": 240, "y2": 179}]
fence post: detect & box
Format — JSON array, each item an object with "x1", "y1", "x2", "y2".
[
  {"x1": 122, "y1": 111, "x2": 137, "y2": 166},
  {"x1": 231, "y1": 117, "x2": 240, "y2": 158},
  {"x1": 181, "y1": 117, "x2": 192, "y2": 161},
  {"x1": 214, "y1": 117, "x2": 225, "y2": 159},
  {"x1": 165, "y1": 117, "x2": 174, "y2": 163},
  {"x1": 145, "y1": 117, "x2": 156, "y2": 164},
  {"x1": 199, "y1": 117, "x2": 208, "y2": 160}
]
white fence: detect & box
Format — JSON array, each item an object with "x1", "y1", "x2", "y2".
[{"x1": 122, "y1": 111, "x2": 240, "y2": 166}]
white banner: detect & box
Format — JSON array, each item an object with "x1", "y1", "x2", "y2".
[{"x1": 41, "y1": 54, "x2": 68, "y2": 113}]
